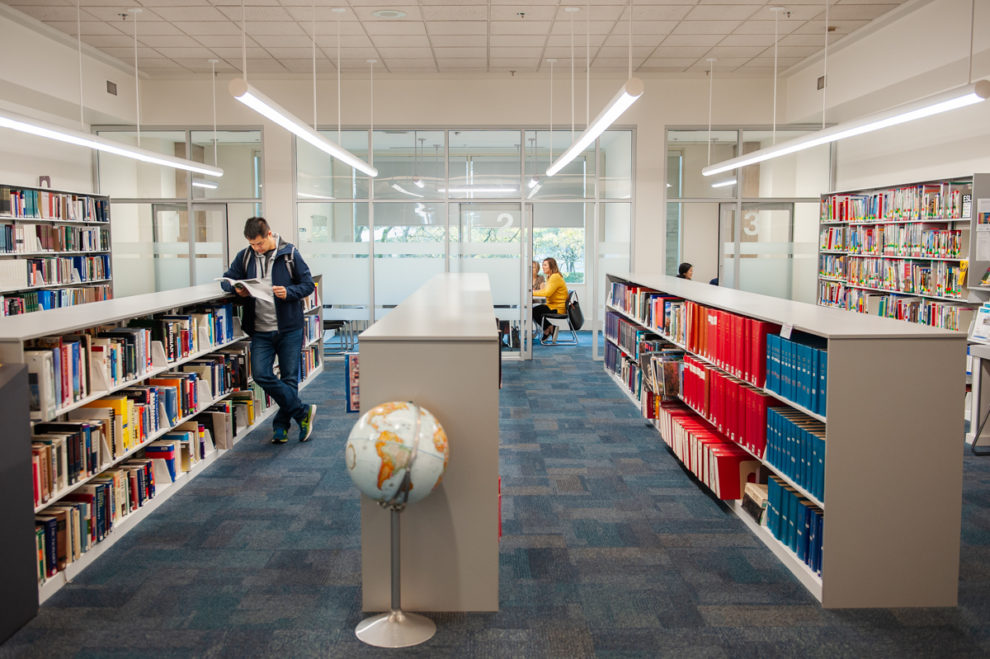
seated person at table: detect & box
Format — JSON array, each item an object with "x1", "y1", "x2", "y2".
[
  {"x1": 533, "y1": 257, "x2": 568, "y2": 341},
  {"x1": 532, "y1": 260, "x2": 545, "y2": 290}
]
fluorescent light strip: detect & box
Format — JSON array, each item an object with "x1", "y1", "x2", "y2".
[
  {"x1": 391, "y1": 183, "x2": 424, "y2": 198},
  {"x1": 298, "y1": 191, "x2": 335, "y2": 199},
  {"x1": 546, "y1": 78, "x2": 643, "y2": 177},
  {"x1": 192, "y1": 178, "x2": 219, "y2": 189},
  {"x1": 711, "y1": 178, "x2": 736, "y2": 188},
  {"x1": 0, "y1": 112, "x2": 223, "y2": 177},
  {"x1": 702, "y1": 80, "x2": 990, "y2": 177},
  {"x1": 229, "y1": 78, "x2": 378, "y2": 178}
]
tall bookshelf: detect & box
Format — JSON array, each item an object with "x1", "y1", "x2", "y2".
[
  {"x1": 0, "y1": 283, "x2": 324, "y2": 609},
  {"x1": 0, "y1": 184, "x2": 113, "y2": 316},
  {"x1": 604, "y1": 272, "x2": 965, "y2": 608},
  {"x1": 817, "y1": 174, "x2": 990, "y2": 331}
]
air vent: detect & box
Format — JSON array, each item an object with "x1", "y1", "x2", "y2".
[{"x1": 106, "y1": 80, "x2": 117, "y2": 96}]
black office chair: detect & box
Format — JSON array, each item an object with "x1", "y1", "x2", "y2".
[
  {"x1": 323, "y1": 305, "x2": 356, "y2": 355},
  {"x1": 540, "y1": 290, "x2": 583, "y2": 345}
]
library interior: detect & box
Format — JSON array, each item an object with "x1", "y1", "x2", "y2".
[{"x1": 3, "y1": 0, "x2": 990, "y2": 655}]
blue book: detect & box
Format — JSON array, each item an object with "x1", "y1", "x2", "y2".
[
  {"x1": 766, "y1": 334, "x2": 778, "y2": 393},
  {"x1": 819, "y1": 349, "x2": 828, "y2": 416}
]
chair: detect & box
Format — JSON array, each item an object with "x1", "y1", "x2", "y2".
[
  {"x1": 323, "y1": 305, "x2": 357, "y2": 355},
  {"x1": 540, "y1": 290, "x2": 583, "y2": 345}
]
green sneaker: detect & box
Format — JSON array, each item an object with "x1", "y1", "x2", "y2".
[
  {"x1": 298, "y1": 404, "x2": 317, "y2": 442},
  {"x1": 272, "y1": 427, "x2": 288, "y2": 444}
]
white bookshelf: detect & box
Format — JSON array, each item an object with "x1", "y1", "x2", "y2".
[
  {"x1": 605, "y1": 272, "x2": 965, "y2": 609},
  {"x1": 0, "y1": 283, "x2": 325, "y2": 604}
]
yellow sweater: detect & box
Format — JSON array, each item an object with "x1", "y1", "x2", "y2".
[{"x1": 535, "y1": 272, "x2": 568, "y2": 313}]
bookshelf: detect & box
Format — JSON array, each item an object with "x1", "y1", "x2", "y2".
[
  {"x1": 816, "y1": 174, "x2": 990, "y2": 331},
  {"x1": 0, "y1": 283, "x2": 324, "y2": 606},
  {"x1": 358, "y1": 273, "x2": 500, "y2": 612},
  {"x1": 604, "y1": 272, "x2": 965, "y2": 608},
  {"x1": 0, "y1": 184, "x2": 113, "y2": 316}
]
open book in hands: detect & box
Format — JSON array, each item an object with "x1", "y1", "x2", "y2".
[{"x1": 215, "y1": 277, "x2": 274, "y2": 303}]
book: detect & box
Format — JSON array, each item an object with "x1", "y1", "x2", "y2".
[{"x1": 214, "y1": 276, "x2": 273, "y2": 303}]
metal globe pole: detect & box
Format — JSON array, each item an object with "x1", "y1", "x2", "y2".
[{"x1": 355, "y1": 405, "x2": 436, "y2": 647}]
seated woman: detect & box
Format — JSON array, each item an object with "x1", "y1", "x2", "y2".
[
  {"x1": 532, "y1": 260, "x2": 545, "y2": 290},
  {"x1": 532, "y1": 257, "x2": 568, "y2": 341}
]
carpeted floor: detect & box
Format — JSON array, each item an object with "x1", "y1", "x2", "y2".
[{"x1": 4, "y1": 333, "x2": 990, "y2": 657}]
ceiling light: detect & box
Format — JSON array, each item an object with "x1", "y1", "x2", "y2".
[
  {"x1": 412, "y1": 176, "x2": 425, "y2": 189},
  {"x1": 546, "y1": 78, "x2": 643, "y2": 177},
  {"x1": 230, "y1": 78, "x2": 378, "y2": 177},
  {"x1": 192, "y1": 178, "x2": 219, "y2": 189},
  {"x1": 711, "y1": 178, "x2": 736, "y2": 188},
  {"x1": 527, "y1": 177, "x2": 540, "y2": 189},
  {"x1": 373, "y1": 9, "x2": 406, "y2": 19},
  {"x1": 703, "y1": 80, "x2": 990, "y2": 177},
  {"x1": 0, "y1": 112, "x2": 223, "y2": 177},
  {"x1": 298, "y1": 191, "x2": 335, "y2": 199}
]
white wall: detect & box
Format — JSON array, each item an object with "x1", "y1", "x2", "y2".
[{"x1": 783, "y1": 0, "x2": 990, "y2": 190}]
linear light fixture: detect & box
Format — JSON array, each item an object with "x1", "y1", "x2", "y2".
[
  {"x1": 546, "y1": 77, "x2": 643, "y2": 177},
  {"x1": 192, "y1": 178, "x2": 219, "y2": 189},
  {"x1": 391, "y1": 183, "x2": 424, "y2": 198},
  {"x1": 711, "y1": 178, "x2": 736, "y2": 188},
  {"x1": 0, "y1": 111, "x2": 224, "y2": 177},
  {"x1": 229, "y1": 78, "x2": 378, "y2": 177},
  {"x1": 702, "y1": 80, "x2": 990, "y2": 177}
]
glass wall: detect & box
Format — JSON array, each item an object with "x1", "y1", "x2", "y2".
[
  {"x1": 297, "y1": 129, "x2": 633, "y2": 349},
  {"x1": 97, "y1": 128, "x2": 263, "y2": 295},
  {"x1": 666, "y1": 127, "x2": 829, "y2": 303}
]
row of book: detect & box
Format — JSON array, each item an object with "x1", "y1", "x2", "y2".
[
  {"x1": 303, "y1": 314, "x2": 322, "y2": 346},
  {"x1": 857, "y1": 291, "x2": 973, "y2": 331},
  {"x1": 604, "y1": 341, "x2": 643, "y2": 400},
  {"x1": 821, "y1": 182, "x2": 971, "y2": 222},
  {"x1": 0, "y1": 255, "x2": 110, "y2": 291},
  {"x1": 0, "y1": 284, "x2": 112, "y2": 316},
  {"x1": 655, "y1": 401, "x2": 761, "y2": 500},
  {"x1": 681, "y1": 354, "x2": 785, "y2": 459},
  {"x1": 766, "y1": 476, "x2": 824, "y2": 576},
  {"x1": 819, "y1": 226, "x2": 845, "y2": 251},
  {"x1": 766, "y1": 334, "x2": 828, "y2": 416},
  {"x1": 818, "y1": 254, "x2": 846, "y2": 279},
  {"x1": 846, "y1": 257, "x2": 965, "y2": 299},
  {"x1": 24, "y1": 302, "x2": 238, "y2": 420},
  {"x1": 766, "y1": 408, "x2": 826, "y2": 502},
  {"x1": 604, "y1": 311, "x2": 662, "y2": 359},
  {"x1": 0, "y1": 222, "x2": 109, "y2": 254},
  {"x1": 299, "y1": 343, "x2": 320, "y2": 382},
  {"x1": 817, "y1": 280, "x2": 846, "y2": 308},
  {"x1": 845, "y1": 225, "x2": 963, "y2": 259},
  {"x1": 0, "y1": 186, "x2": 110, "y2": 223}
]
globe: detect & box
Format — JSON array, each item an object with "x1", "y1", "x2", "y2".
[{"x1": 345, "y1": 401, "x2": 449, "y2": 506}]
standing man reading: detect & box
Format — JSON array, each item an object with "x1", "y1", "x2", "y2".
[{"x1": 222, "y1": 217, "x2": 317, "y2": 444}]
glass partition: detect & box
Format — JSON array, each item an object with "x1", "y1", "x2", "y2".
[
  {"x1": 666, "y1": 130, "x2": 739, "y2": 199},
  {"x1": 97, "y1": 130, "x2": 188, "y2": 199},
  {"x1": 447, "y1": 130, "x2": 520, "y2": 200},
  {"x1": 524, "y1": 130, "x2": 596, "y2": 200},
  {"x1": 372, "y1": 130, "x2": 445, "y2": 201},
  {"x1": 190, "y1": 130, "x2": 263, "y2": 200},
  {"x1": 298, "y1": 130, "x2": 371, "y2": 200},
  {"x1": 192, "y1": 203, "x2": 228, "y2": 285},
  {"x1": 600, "y1": 130, "x2": 632, "y2": 200},
  {"x1": 110, "y1": 203, "x2": 156, "y2": 297},
  {"x1": 740, "y1": 130, "x2": 830, "y2": 198},
  {"x1": 373, "y1": 202, "x2": 446, "y2": 318},
  {"x1": 533, "y1": 202, "x2": 586, "y2": 284},
  {"x1": 151, "y1": 203, "x2": 191, "y2": 291}
]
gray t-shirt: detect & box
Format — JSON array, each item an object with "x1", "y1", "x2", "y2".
[{"x1": 253, "y1": 248, "x2": 278, "y2": 332}]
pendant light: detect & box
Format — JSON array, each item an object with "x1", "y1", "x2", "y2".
[
  {"x1": 546, "y1": 0, "x2": 643, "y2": 177},
  {"x1": 0, "y1": 2, "x2": 223, "y2": 178},
  {"x1": 229, "y1": 2, "x2": 377, "y2": 177},
  {"x1": 703, "y1": 0, "x2": 989, "y2": 177}
]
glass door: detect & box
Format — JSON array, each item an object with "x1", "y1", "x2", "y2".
[
  {"x1": 719, "y1": 202, "x2": 794, "y2": 299},
  {"x1": 151, "y1": 203, "x2": 190, "y2": 291},
  {"x1": 449, "y1": 201, "x2": 527, "y2": 358},
  {"x1": 192, "y1": 203, "x2": 228, "y2": 285}
]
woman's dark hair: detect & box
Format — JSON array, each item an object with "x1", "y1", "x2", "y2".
[
  {"x1": 542, "y1": 257, "x2": 560, "y2": 275},
  {"x1": 243, "y1": 217, "x2": 271, "y2": 240},
  {"x1": 677, "y1": 262, "x2": 693, "y2": 277}
]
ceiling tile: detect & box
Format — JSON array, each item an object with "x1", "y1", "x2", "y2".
[
  {"x1": 422, "y1": 6, "x2": 489, "y2": 21},
  {"x1": 491, "y1": 47, "x2": 543, "y2": 58},
  {"x1": 195, "y1": 35, "x2": 261, "y2": 49},
  {"x1": 209, "y1": 47, "x2": 270, "y2": 59},
  {"x1": 705, "y1": 45, "x2": 767, "y2": 58},
  {"x1": 640, "y1": 57, "x2": 698, "y2": 68},
  {"x1": 778, "y1": 33, "x2": 828, "y2": 47},
  {"x1": 629, "y1": 21, "x2": 691, "y2": 36},
  {"x1": 376, "y1": 47, "x2": 435, "y2": 58},
  {"x1": 649, "y1": 45, "x2": 712, "y2": 58},
  {"x1": 732, "y1": 20, "x2": 804, "y2": 35},
  {"x1": 426, "y1": 35, "x2": 484, "y2": 47},
  {"x1": 426, "y1": 22, "x2": 488, "y2": 36},
  {"x1": 661, "y1": 34, "x2": 723, "y2": 47},
  {"x1": 284, "y1": 7, "x2": 358, "y2": 21},
  {"x1": 45, "y1": 21, "x2": 126, "y2": 36},
  {"x1": 351, "y1": 6, "x2": 425, "y2": 21},
  {"x1": 261, "y1": 47, "x2": 319, "y2": 59},
  {"x1": 384, "y1": 59, "x2": 438, "y2": 72},
  {"x1": 685, "y1": 5, "x2": 762, "y2": 21},
  {"x1": 672, "y1": 21, "x2": 743, "y2": 35},
  {"x1": 315, "y1": 35, "x2": 374, "y2": 49},
  {"x1": 621, "y1": 5, "x2": 693, "y2": 21},
  {"x1": 596, "y1": 46, "x2": 658, "y2": 59},
  {"x1": 153, "y1": 46, "x2": 218, "y2": 59},
  {"x1": 719, "y1": 34, "x2": 775, "y2": 47},
  {"x1": 437, "y1": 60, "x2": 488, "y2": 72},
  {"x1": 548, "y1": 20, "x2": 614, "y2": 36},
  {"x1": 488, "y1": 58, "x2": 541, "y2": 68},
  {"x1": 433, "y1": 47, "x2": 488, "y2": 59},
  {"x1": 596, "y1": 57, "x2": 648, "y2": 70},
  {"x1": 491, "y1": 35, "x2": 547, "y2": 48},
  {"x1": 170, "y1": 58, "x2": 239, "y2": 73},
  {"x1": 84, "y1": 7, "x2": 164, "y2": 22},
  {"x1": 246, "y1": 22, "x2": 307, "y2": 37},
  {"x1": 216, "y1": 6, "x2": 294, "y2": 22},
  {"x1": 95, "y1": 46, "x2": 163, "y2": 60},
  {"x1": 252, "y1": 34, "x2": 313, "y2": 48},
  {"x1": 239, "y1": 59, "x2": 290, "y2": 73},
  {"x1": 369, "y1": 35, "x2": 431, "y2": 47},
  {"x1": 547, "y1": 35, "x2": 607, "y2": 47},
  {"x1": 603, "y1": 33, "x2": 672, "y2": 47},
  {"x1": 281, "y1": 59, "x2": 318, "y2": 74},
  {"x1": 493, "y1": 21, "x2": 554, "y2": 36},
  {"x1": 173, "y1": 22, "x2": 244, "y2": 37},
  {"x1": 493, "y1": 7, "x2": 557, "y2": 21},
  {"x1": 364, "y1": 22, "x2": 428, "y2": 36},
  {"x1": 139, "y1": 35, "x2": 202, "y2": 49},
  {"x1": 793, "y1": 19, "x2": 871, "y2": 35},
  {"x1": 152, "y1": 7, "x2": 228, "y2": 23}
]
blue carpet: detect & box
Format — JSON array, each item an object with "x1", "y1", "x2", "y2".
[{"x1": 4, "y1": 332, "x2": 990, "y2": 657}]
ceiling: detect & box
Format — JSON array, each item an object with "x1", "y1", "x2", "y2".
[{"x1": 5, "y1": 1, "x2": 910, "y2": 77}]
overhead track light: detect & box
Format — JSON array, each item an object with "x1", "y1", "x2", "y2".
[
  {"x1": 546, "y1": 78, "x2": 643, "y2": 177},
  {"x1": 702, "y1": 80, "x2": 990, "y2": 177},
  {"x1": 0, "y1": 112, "x2": 224, "y2": 177},
  {"x1": 229, "y1": 78, "x2": 378, "y2": 177}
]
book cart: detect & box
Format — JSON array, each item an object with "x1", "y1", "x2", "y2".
[
  {"x1": 0, "y1": 184, "x2": 113, "y2": 316},
  {"x1": 604, "y1": 272, "x2": 965, "y2": 608},
  {"x1": 0, "y1": 282, "x2": 324, "y2": 613}
]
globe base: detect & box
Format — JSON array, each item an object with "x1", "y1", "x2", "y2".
[{"x1": 355, "y1": 609, "x2": 436, "y2": 648}]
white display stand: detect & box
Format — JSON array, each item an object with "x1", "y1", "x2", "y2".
[
  {"x1": 358, "y1": 273, "x2": 500, "y2": 612},
  {"x1": 606, "y1": 272, "x2": 965, "y2": 608}
]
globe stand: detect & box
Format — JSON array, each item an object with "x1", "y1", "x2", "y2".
[{"x1": 355, "y1": 506, "x2": 436, "y2": 647}]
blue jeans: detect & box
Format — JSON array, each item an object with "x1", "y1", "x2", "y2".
[{"x1": 251, "y1": 328, "x2": 306, "y2": 431}]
